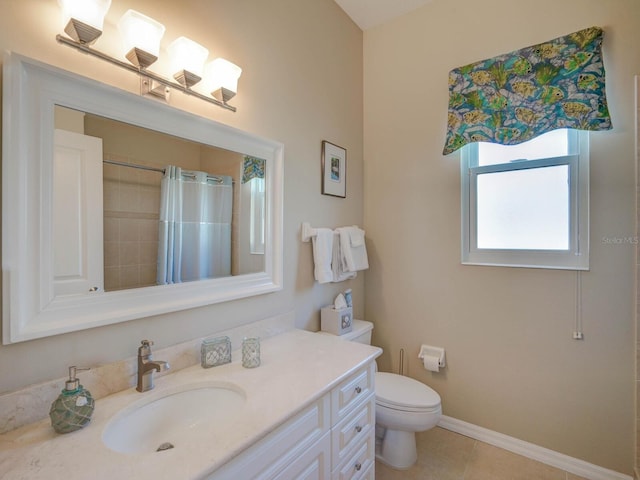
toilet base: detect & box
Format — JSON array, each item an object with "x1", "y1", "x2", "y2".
[{"x1": 376, "y1": 428, "x2": 417, "y2": 470}]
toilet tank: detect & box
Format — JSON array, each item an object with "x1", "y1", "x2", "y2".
[{"x1": 339, "y1": 320, "x2": 373, "y2": 344}]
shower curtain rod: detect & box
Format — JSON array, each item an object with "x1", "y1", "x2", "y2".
[
  {"x1": 103, "y1": 159, "x2": 165, "y2": 173},
  {"x1": 103, "y1": 159, "x2": 230, "y2": 184}
]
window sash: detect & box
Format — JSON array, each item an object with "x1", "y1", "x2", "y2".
[{"x1": 461, "y1": 132, "x2": 589, "y2": 270}]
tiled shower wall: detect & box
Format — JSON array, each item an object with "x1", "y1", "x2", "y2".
[{"x1": 103, "y1": 157, "x2": 161, "y2": 291}]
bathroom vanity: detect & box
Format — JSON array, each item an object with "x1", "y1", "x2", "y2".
[{"x1": 0, "y1": 330, "x2": 381, "y2": 479}]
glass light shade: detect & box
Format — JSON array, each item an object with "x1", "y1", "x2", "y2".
[
  {"x1": 168, "y1": 37, "x2": 209, "y2": 78},
  {"x1": 204, "y1": 58, "x2": 242, "y2": 102},
  {"x1": 59, "y1": 0, "x2": 111, "y2": 30},
  {"x1": 117, "y1": 9, "x2": 165, "y2": 59}
]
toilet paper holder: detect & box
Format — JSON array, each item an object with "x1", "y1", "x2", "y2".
[{"x1": 418, "y1": 345, "x2": 446, "y2": 368}]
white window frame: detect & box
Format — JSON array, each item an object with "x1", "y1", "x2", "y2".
[{"x1": 461, "y1": 130, "x2": 589, "y2": 270}]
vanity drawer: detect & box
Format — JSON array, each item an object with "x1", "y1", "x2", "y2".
[
  {"x1": 331, "y1": 394, "x2": 375, "y2": 467},
  {"x1": 331, "y1": 363, "x2": 374, "y2": 424},
  {"x1": 209, "y1": 394, "x2": 330, "y2": 480},
  {"x1": 332, "y1": 431, "x2": 375, "y2": 480}
]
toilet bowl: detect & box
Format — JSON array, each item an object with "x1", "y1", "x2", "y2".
[
  {"x1": 318, "y1": 319, "x2": 442, "y2": 470},
  {"x1": 375, "y1": 372, "x2": 442, "y2": 469}
]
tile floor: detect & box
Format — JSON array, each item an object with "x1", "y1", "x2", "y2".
[{"x1": 375, "y1": 427, "x2": 589, "y2": 480}]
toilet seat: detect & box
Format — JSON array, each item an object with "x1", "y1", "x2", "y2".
[{"x1": 375, "y1": 372, "x2": 441, "y2": 412}]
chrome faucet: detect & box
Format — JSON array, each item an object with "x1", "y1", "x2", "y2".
[{"x1": 136, "y1": 340, "x2": 170, "y2": 392}]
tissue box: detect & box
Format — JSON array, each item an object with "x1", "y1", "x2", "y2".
[{"x1": 321, "y1": 306, "x2": 353, "y2": 336}]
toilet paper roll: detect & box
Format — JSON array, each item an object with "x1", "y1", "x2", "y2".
[{"x1": 422, "y1": 355, "x2": 440, "y2": 372}]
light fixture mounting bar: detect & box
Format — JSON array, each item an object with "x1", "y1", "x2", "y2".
[{"x1": 55, "y1": 34, "x2": 236, "y2": 112}]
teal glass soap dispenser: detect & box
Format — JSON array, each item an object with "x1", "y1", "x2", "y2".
[{"x1": 49, "y1": 366, "x2": 95, "y2": 434}]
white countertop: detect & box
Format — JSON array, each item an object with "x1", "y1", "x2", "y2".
[{"x1": 0, "y1": 329, "x2": 381, "y2": 480}]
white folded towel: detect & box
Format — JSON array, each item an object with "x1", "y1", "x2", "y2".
[
  {"x1": 311, "y1": 228, "x2": 334, "y2": 284},
  {"x1": 349, "y1": 228, "x2": 365, "y2": 247},
  {"x1": 332, "y1": 234, "x2": 357, "y2": 282},
  {"x1": 337, "y1": 226, "x2": 369, "y2": 272}
]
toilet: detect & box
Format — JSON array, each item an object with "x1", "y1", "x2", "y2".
[{"x1": 321, "y1": 319, "x2": 442, "y2": 469}]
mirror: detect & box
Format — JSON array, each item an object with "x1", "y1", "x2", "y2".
[
  {"x1": 2, "y1": 52, "x2": 283, "y2": 344},
  {"x1": 54, "y1": 107, "x2": 266, "y2": 292}
]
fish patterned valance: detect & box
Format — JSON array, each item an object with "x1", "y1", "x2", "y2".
[
  {"x1": 443, "y1": 26, "x2": 612, "y2": 155},
  {"x1": 242, "y1": 156, "x2": 265, "y2": 183}
]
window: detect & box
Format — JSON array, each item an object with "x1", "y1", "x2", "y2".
[
  {"x1": 461, "y1": 129, "x2": 589, "y2": 270},
  {"x1": 249, "y1": 177, "x2": 265, "y2": 254}
]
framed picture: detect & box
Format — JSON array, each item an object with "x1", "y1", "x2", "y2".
[{"x1": 321, "y1": 140, "x2": 346, "y2": 198}]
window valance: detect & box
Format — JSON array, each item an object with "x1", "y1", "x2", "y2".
[
  {"x1": 443, "y1": 26, "x2": 612, "y2": 155},
  {"x1": 242, "y1": 156, "x2": 265, "y2": 183}
]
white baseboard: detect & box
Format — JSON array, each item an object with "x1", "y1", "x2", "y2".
[{"x1": 438, "y1": 415, "x2": 632, "y2": 480}]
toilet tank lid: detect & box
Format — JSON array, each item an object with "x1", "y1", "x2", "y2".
[
  {"x1": 316, "y1": 319, "x2": 372, "y2": 341},
  {"x1": 375, "y1": 372, "x2": 441, "y2": 409},
  {"x1": 342, "y1": 319, "x2": 373, "y2": 340}
]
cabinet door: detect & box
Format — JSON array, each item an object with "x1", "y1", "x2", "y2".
[
  {"x1": 273, "y1": 432, "x2": 331, "y2": 480},
  {"x1": 209, "y1": 395, "x2": 330, "y2": 480},
  {"x1": 53, "y1": 129, "x2": 103, "y2": 296}
]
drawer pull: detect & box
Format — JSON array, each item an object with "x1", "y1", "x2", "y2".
[
  {"x1": 355, "y1": 425, "x2": 363, "y2": 433},
  {"x1": 355, "y1": 462, "x2": 362, "y2": 471},
  {"x1": 355, "y1": 386, "x2": 362, "y2": 394}
]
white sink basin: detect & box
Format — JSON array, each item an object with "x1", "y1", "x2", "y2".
[{"x1": 102, "y1": 382, "x2": 246, "y2": 454}]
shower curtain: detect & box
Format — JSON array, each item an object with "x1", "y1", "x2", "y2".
[{"x1": 157, "y1": 165, "x2": 233, "y2": 284}]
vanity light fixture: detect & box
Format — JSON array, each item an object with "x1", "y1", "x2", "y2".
[
  {"x1": 205, "y1": 58, "x2": 243, "y2": 104},
  {"x1": 55, "y1": 4, "x2": 240, "y2": 111},
  {"x1": 117, "y1": 9, "x2": 165, "y2": 69},
  {"x1": 58, "y1": 0, "x2": 112, "y2": 45},
  {"x1": 168, "y1": 36, "x2": 209, "y2": 88}
]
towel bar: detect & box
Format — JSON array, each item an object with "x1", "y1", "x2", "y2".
[
  {"x1": 301, "y1": 222, "x2": 317, "y2": 242},
  {"x1": 301, "y1": 222, "x2": 339, "y2": 242}
]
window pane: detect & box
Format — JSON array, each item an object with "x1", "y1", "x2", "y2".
[
  {"x1": 476, "y1": 165, "x2": 569, "y2": 250},
  {"x1": 478, "y1": 129, "x2": 569, "y2": 166}
]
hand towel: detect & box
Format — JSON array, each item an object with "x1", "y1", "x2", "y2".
[
  {"x1": 338, "y1": 226, "x2": 369, "y2": 272},
  {"x1": 349, "y1": 228, "x2": 365, "y2": 247},
  {"x1": 332, "y1": 233, "x2": 357, "y2": 282},
  {"x1": 311, "y1": 228, "x2": 334, "y2": 284}
]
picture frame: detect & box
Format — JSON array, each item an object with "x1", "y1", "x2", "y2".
[{"x1": 321, "y1": 140, "x2": 347, "y2": 198}]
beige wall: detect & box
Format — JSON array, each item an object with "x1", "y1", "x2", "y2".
[
  {"x1": 0, "y1": 0, "x2": 363, "y2": 394},
  {"x1": 635, "y1": 75, "x2": 639, "y2": 479},
  {"x1": 363, "y1": 0, "x2": 639, "y2": 475}
]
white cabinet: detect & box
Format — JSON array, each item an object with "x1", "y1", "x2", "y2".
[
  {"x1": 330, "y1": 363, "x2": 376, "y2": 480},
  {"x1": 274, "y1": 433, "x2": 331, "y2": 480},
  {"x1": 209, "y1": 362, "x2": 376, "y2": 480},
  {"x1": 331, "y1": 397, "x2": 375, "y2": 470},
  {"x1": 332, "y1": 433, "x2": 375, "y2": 480},
  {"x1": 208, "y1": 395, "x2": 330, "y2": 480}
]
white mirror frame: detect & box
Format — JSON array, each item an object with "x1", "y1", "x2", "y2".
[{"x1": 2, "y1": 52, "x2": 284, "y2": 344}]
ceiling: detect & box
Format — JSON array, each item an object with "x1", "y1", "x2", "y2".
[{"x1": 333, "y1": 0, "x2": 434, "y2": 30}]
